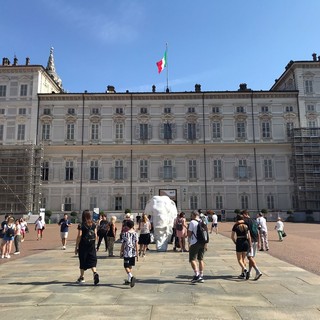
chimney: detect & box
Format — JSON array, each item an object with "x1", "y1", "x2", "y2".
[
  {"x1": 26, "y1": 57, "x2": 30, "y2": 65},
  {"x1": 239, "y1": 83, "x2": 247, "y2": 91},
  {"x1": 195, "y1": 84, "x2": 201, "y2": 92},
  {"x1": 106, "y1": 85, "x2": 116, "y2": 93}
]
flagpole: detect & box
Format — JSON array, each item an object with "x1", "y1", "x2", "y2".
[{"x1": 166, "y1": 43, "x2": 169, "y2": 92}]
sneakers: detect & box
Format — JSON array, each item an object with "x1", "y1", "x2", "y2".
[
  {"x1": 123, "y1": 280, "x2": 130, "y2": 285},
  {"x1": 254, "y1": 273, "x2": 262, "y2": 281},
  {"x1": 13, "y1": 251, "x2": 20, "y2": 255},
  {"x1": 62, "y1": 246, "x2": 66, "y2": 250},
  {"x1": 238, "y1": 272, "x2": 245, "y2": 279},
  {"x1": 246, "y1": 272, "x2": 250, "y2": 280},
  {"x1": 76, "y1": 276, "x2": 85, "y2": 283},
  {"x1": 191, "y1": 275, "x2": 200, "y2": 283},
  {"x1": 130, "y1": 276, "x2": 136, "y2": 288},
  {"x1": 5, "y1": 254, "x2": 11, "y2": 259},
  {"x1": 191, "y1": 275, "x2": 204, "y2": 283},
  {"x1": 94, "y1": 272, "x2": 99, "y2": 285}
]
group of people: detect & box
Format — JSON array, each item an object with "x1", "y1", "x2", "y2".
[
  {"x1": 231, "y1": 210, "x2": 286, "y2": 281},
  {"x1": 0, "y1": 214, "x2": 28, "y2": 258}
]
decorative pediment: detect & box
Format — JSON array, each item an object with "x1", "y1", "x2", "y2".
[
  {"x1": 89, "y1": 114, "x2": 101, "y2": 123},
  {"x1": 283, "y1": 113, "x2": 297, "y2": 121},
  {"x1": 234, "y1": 113, "x2": 247, "y2": 121},
  {"x1": 208, "y1": 114, "x2": 223, "y2": 121},
  {"x1": 40, "y1": 114, "x2": 53, "y2": 123},
  {"x1": 306, "y1": 112, "x2": 318, "y2": 120},
  {"x1": 185, "y1": 113, "x2": 198, "y2": 122},
  {"x1": 65, "y1": 114, "x2": 77, "y2": 122},
  {"x1": 258, "y1": 113, "x2": 272, "y2": 121},
  {"x1": 161, "y1": 113, "x2": 175, "y2": 122},
  {"x1": 137, "y1": 114, "x2": 150, "y2": 123}
]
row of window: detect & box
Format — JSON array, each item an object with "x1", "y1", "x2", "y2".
[
  {"x1": 41, "y1": 192, "x2": 277, "y2": 212},
  {"x1": 41, "y1": 159, "x2": 274, "y2": 182},
  {"x1": 40, "y1": 105, "x2": 301, "y2": 116},
  {"x1": 0, "y1": 84, "x2": 28, "y2": 97},
  {"x1": 40, "y1": 121, "x2": 274, "y2": 142}
]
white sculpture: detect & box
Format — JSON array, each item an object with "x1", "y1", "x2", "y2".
[{"x1": 144, "y1": 195, "x2": 178, "y2": 251}]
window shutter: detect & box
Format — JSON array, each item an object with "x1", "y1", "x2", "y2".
[
  {"x1": 172, "y1": 166, "x2": 177, "y2": 179},
  {"x1": 159, "y1": 166, "x2": 163, "y2": 179},
  {"x1": 248, "y1": 166, "x2": 252, "y2": 179},
  {"x1": 148, "y1": 124, "x2": 152, "y2": 139},
  {"x1": 171, "y1": 123, "x2": 177, "y2": 139},
  {"x1": 135, "y1": 125, "x2": 140, "y2": 140},
  {"x1": 196, "y1": 123, "x2": 201, "y2": 139},
  {"x1": 111, "y1": 197, "x2": 115, "y2": 210},
  {"x1": 110, "y1": 167, "x2": 115, "y2": 179},
  {"x1": 123, "y1": 167, "x2": 128, "y2": 180},
  {"x1": 234, "y1": 166, "x2": 239, "y2": 179},
  {"x1": 183, "y1": 123, "x2": 188, "y2": 139},
  {"x1": 159, "y1": 123, "x2": 164, "y2": 139},
  {"x1": 98, "y1": 167, "x2": 104, "y2": 180}
]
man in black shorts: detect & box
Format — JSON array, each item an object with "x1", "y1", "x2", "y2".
[{"x1": 120, "y1": 220, "x2": 139, "y2": 288}]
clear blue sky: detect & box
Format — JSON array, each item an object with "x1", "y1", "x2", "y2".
[{"x1": 1, "y1": 0, "x2": 320, "y2": 93}]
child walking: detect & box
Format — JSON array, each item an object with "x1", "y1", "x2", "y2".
[{"x1": 120, "y1": 220, "x2": 138, "y2": 288}]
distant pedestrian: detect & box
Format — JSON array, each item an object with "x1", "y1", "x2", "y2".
[
  {"x1": 120, "y1": 213, "x2": 132, "y2": 240},
  {"x1": 120, "y1": 219, "x2": 138, "y2": 288},
  {"x1": 13, "y1": 219, "x2": 22, "y2": 255},
  {"x1": 20, "y1": 218, "x2": 28, "y2": 242},
  {"x1": 106, "y1": 216, "x2": 117, "y2": 257},
  {"x1": 275, "y1": 217, "x2": 284, "y2": 241},
  {"x1": 96, "y1": 213, "x2": 108, "y2": 252},
  {"x1": 257, "y1": 213, "x2": 269, "y2": 251},
  {"x1": 187, "y1": 210, "x2": 208, "y2": 283},
  {"x1": 175, "y1": 212, "x2": 188, "y2": 252},
  {"x1": 210, "y1": 210, "x2": 218, "y2": 234},
  {"x1": 138, "y1": 214, "x2": 151, "y2": 257},
  {"x1": 35, "y1": 216, "x2": 45, "y2": 240},
  {"x1": 231, "y1": 214, "x2": 251, "y2": 279},
  {"x1": 75, "y1": 210, "x2": 99, "y2": 285},
  {"x1": 1, "y1": 216, "x2": 15, "y2": 259},
  {"x1": 58, "y1": 214, "x2": 72, "y2": 249}
]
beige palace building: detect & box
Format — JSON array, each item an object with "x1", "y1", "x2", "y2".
[{"x1": 1, "y1": 50, "x2": 320, "y2": 216}]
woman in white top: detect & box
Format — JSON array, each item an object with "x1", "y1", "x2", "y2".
[
  {"x1": 14, "y1": 219, "x2": 22, "y2": 254},
  {"x1": 35, "y1": 216, "x2": 45, "y2": 240},
  {"x1": 138, "y1": 214, "x2": 151, "y2": 257},
  {"x1": 274, "y1": 217, "x2": 284, "y2": 241}
]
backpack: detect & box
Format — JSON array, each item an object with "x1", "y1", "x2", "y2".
[
  {"x1": 176, "y1": 218, "x2": 183, "y2": 231},
  {"x1": 5, "y1": 227, "x2": 14, "y2": 238},
  {"x1": 82, "y1": 223, "x2": 96, "y2": 243},
  {"x1": 194, "y1": 220, "x2": 209, "y2": 244},
  {"x1": 250, "y1": 219, "x2": 259, "y2": 239}
]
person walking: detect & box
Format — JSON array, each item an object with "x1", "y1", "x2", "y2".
[
  {"x1": 138, "y1": 214, "x2": 151, "y2": 257},
  {"x1": 257, "y1": 213, "x2": 269, "y2": 251},
  {"x1": 106, "y1": 215, "x2": 117, "y2": 257},
  {"x1": 275, "y1": 217, "x2": 285, "y2": 241},
  {"x1": 96, "y1": 213, "x2": 108, "y2": 252},
  {"x1": 187, "y1": 210, "x2": 208, "y2": 283},
  {"x1": 1, "y1": 216, "x2": 15, "y2": 259},
  {"x1": 231, "y1": 214, "x2": 251, "y2": 279},
  {"x1": 175, "y1": 212, "x2": 188, "y2": 252},
  {"x1": 120, "y1": 219, "x2": 138, "y2": 288},
  {"x1": 75, "y1": 210, "x2": 99, "y2": 285},
  {"x1": 58, "y1": 214, "x2": 71, "y2": 250},
  {"x1": 241, "y1": 210, "x2": 262, "y2": 280},
  {"x1": 13, "y1": 218, "x2": 22, "y2": 255},
  {"x1": 35, "y1": 216, "x2": 45, "y2": 240},
  {"x1": 210, "y1": 210, "x2": 218, "y2": 234}
]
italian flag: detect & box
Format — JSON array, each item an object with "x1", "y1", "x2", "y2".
[{"x1": 156, "y1": 50, "x2": 167, "y2": 73}]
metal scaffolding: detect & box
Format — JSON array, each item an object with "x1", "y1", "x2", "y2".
[
  {"x1": 0, "y1": 145, "x2": 42, "y2": 214},
  {"x1": 291, "y1": 128, "x2": 320, "y2": 210}
]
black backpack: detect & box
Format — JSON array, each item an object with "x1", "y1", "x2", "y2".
[
  {"x1": 194, "y1": 220, "x2": 209, "y2": 244},
  {"x1": 82, "y1": 223, "x2": 96, "y2": 243},
  {"x1": 176, "y1": 218, "x2": 183, "y2": 231},
  {"x1": 5, "y1": 227, "x2": 14, "y2": 238}
]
